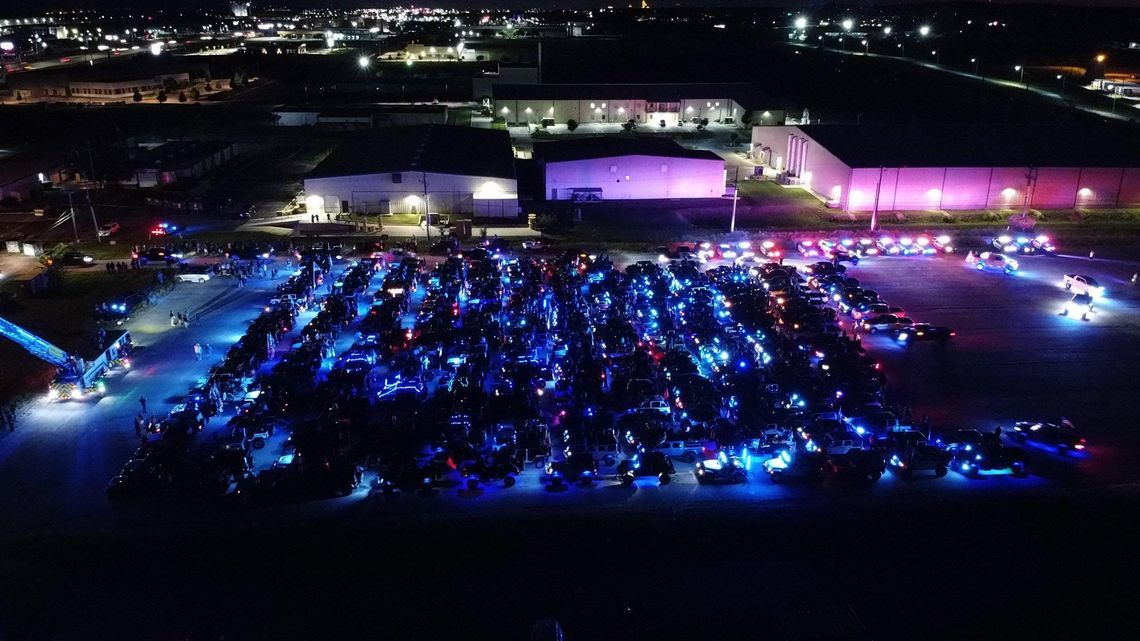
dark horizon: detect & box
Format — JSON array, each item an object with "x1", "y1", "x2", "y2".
[{"x1": 5, "y1": 0, "x2": 1140, "y2": 14}]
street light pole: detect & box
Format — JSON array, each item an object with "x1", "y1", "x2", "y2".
[
  {"x1": 729, "y1": 166, "x2": 740, "y2": 233},
  {"x1": 870, "y1": 166, "x2": 884, "y2": 233}
]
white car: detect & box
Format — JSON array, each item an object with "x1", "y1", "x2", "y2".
[
  {"x1": 1062, "y1": 274, "x2": 1104, "y2": 298},
  {"x1": 97, "y1": 222, "x2": 120, "y2": 237},
  {"x1": 176, "y1": 267, "x2": 213, "y2": 283},
  {"x1": 1060, "y1": 294, "x2": 1094, "y2": 321}
]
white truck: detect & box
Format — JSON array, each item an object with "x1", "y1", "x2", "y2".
[{"x1": 1062, "y1": 274, "x2": 1104, "y2": 298}]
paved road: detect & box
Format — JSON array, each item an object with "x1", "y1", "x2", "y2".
[{"x1": 0, "y1": 267, "x2": 284, "y2": 532}]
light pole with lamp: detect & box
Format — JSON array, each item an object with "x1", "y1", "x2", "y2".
[
  {"x1": 1014, "y1": 65, "x2": 1026, "y2": 88},
  {"x1": 931, "y1": 50, "x2": 939, "y2": 64},
  {"x1": 1057, "y1": 74, "x2": 1066, "y2": 91},
  {"x1": 971, "y1": 57, "x2": 979, "y2": 75},
  {"x1": 861, "y1": 39, "x2": 869, "y2": 54}
]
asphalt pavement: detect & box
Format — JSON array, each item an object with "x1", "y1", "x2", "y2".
[{"x1": 0, "y1": 267, "x2": 283, "y2": 532}]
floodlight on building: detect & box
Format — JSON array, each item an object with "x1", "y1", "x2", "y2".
[
  {"x1": 883, "y1": 26, "x2": 892, "y2": 35},
  {"x1": 919, "y1": 25, "x2": 930, "y2": 36},
  {"x1": 1078, "y1": 188, "x2": 1093, "y2": 197},
  {"x1": 501, "y1": 106, "x2": 509, "y2": 113},
  {"x1": 842, "y1": 19, "x2": 853, "y2": 31},
  {"x1": 524, "y1": 107, "x2": 532, "y2": 113},
  {"x1": 1001, "y1": 188, "x2": 1017, "y2": 198},
  {"x1": 1096, "y1": 54, "x2": 1106, "y2": 63},
  {"x1": 794, "y1": 17, "x2": 807, "y2": 30},
  {"x1": 305, "y1": 195, "x2": 325, "y2": 214},
  {"x1": 405, "y1": 194, "x2": 423, "y2": 207}
]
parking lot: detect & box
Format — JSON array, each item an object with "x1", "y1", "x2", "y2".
[
  {"x1": 0, "y1": 235, "x2": 1134, "y2": 528},
  {"x1": 1, "y1": 233, "x2": 1139, "y2": 640}
]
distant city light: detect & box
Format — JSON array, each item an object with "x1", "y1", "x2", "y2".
[
  {"x1": 883, "y1": 26, "x2": 892, "y2": 35},
  {"x1": 358, "y1": 55, "x2": 370, "y2": 68},
  {"x1": 919, "y1": 25, "x2": 931, "y2": 36},
  {"x1": 794, "y1": 17, "x2": 807, "y2": 30},
  {"x1": 842, "y1": 19, "x2": 854, "y2": 31}
]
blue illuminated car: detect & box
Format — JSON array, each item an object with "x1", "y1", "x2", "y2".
[
  {"x1": 762, "y1": 450, "x2": 827, "y2": 484},
  {"x1": 1009, "y1": 421, "x2": 1087, "y2": 454},
  {"x1": 616, "y1": 451, "x2": 675, "y2": 485},
  {"x1": 695, "y1": 453, "x2": 749, "y2": 484},
  {"x1": 974, "y1": 251, "x2": 1018, "y2": 274},
  {"x1": 949, "y1": 442, "x2": 1027, "y2": 478}
]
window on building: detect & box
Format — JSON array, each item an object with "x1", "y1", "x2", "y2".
[
  {"x1": 609, "y1": 165, "x2": 617, "y2": 174},
  {"x1": 392, "y1": 173, "x2": 402, "y2": 184},
  {"x1": 661, "y1": 164, "x2": 669, "y2": 173}
]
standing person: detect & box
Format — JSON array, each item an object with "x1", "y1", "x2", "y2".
[
  {"x1": 170, "y1": 311, "x2": 177, "y2": 327},
  {"x1": 134, "y1": 414, "x2": 144, "y2": 438},
  {"x1": 204, "y1": 343, "x2": 213, "y2": 358},
  {"x1": 139, "y1": 396, "x2": 147, "y2": 413},
  {"x1": 193, "y1": 343, "x2": 202, "y2": 361},
  {"x1": 1089, "y1": 250, "x2": 1096, "y2": 261}
]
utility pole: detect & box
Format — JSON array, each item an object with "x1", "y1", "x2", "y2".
[
  {"x1": 870, "y1": 166, "x2": 884, "y2": 232},
  {"x1": 67, "y1": 191, "x2": 79, "y2": 243},
  {"x1": 83, "y1": 141, "x2": 101, "y2": 242},
  {"x1": 421, "y1": 172, "x2": 431, "y2": 243},
  {"x1": 729, "y1": 166, "x2": 740, "y2": 233}
]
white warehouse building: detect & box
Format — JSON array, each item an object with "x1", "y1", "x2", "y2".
[
  {"x1": 303, "y1": 125, "x2": 519, "y2": 218},
  {"x1": 532, "y1": 138, "x2": 726, "y2": 201},
  {"x1": 751, "y1": 124, "x2": 1140, "y2": 212}
]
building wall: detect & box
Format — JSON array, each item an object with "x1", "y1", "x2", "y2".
[
  {"x1": 846, "y1": 165, "x2": 1140, "y2": 211},
  {"x1": 752, "y1": 126, "x2": 1140, "y2": 211},
  {"x1": 543, "y1": 154, "x2": 725, "y2": 200},
  {"x1": 498, "y1": 97, "x2": 745, "y2": 126},
  {"x1": 304, "y1": 171, "x2": 517, "y2": 215}
]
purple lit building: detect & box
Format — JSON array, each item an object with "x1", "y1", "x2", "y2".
[
  {"x1": 751, "y1": 125, "x2": 1140, "y2": 211},
  {"x1": 533, "y1": 138, "x2": 726, "y2": 201}
]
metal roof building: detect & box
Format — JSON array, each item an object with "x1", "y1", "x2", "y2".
[{"x1": 304, "y1": 125, "x2": 519, "y2": 218}]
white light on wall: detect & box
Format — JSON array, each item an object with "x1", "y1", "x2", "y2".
[
  {"x1": 305, "y1": 195, "x2": 325, "y2": 214},
  {"x1": 501, "y1": 106, "x2": 509, "y2": 113},
  {"x1": 926, "y1": 188, "x2": 942, "y2": 199},
  {"x1": 1001, "y1": 188, "x2": 1017, "y2": 198},
  {"x1": 1078, "y1": 187, "x2": 1093, "y2": 197},
  {"x1": 149, "y1": 41, "x2": 163, "y2": 55},
  {"x1": 404, "y1": 194, "x2": 423, "y2": 206},
  {"x1": 478, "y1": 181, "x2": 501, "y2": 195},
  {"x1": 524, "y1": 107, "x2": 532, "y2": 113},
  {"x1": 831, "y1": 185, "x2": 842, "y2": 200}
]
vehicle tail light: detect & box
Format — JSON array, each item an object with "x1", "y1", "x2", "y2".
[{"x1": 950, "y1": 331, "x2": 957, "y2": 336}]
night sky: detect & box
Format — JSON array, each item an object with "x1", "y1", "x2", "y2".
[{"x1": 6, "y1": 0, "x2": 1140, "y2": 12}]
